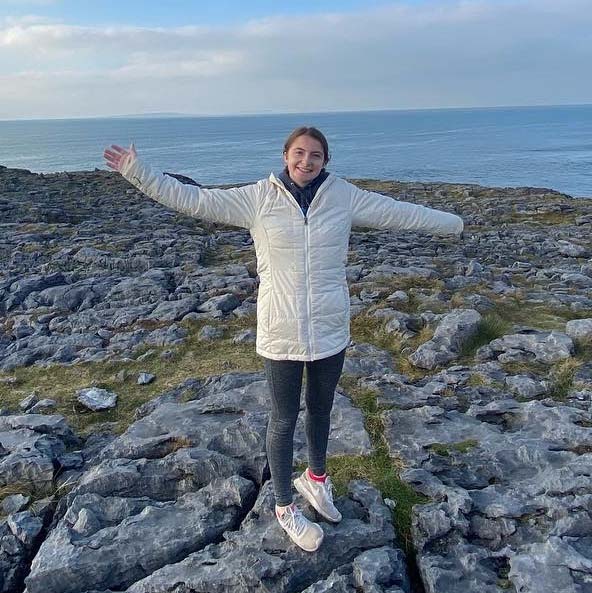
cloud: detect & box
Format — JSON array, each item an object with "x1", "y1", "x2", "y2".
[{"x1": 0, "y1": 0, "x2": 591, "y2": 118}]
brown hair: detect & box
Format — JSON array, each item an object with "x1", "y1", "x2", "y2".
[{"x1": 283, "y1": 126, "x2": 331, "y2": 165}]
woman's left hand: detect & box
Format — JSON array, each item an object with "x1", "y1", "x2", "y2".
[{"x1": 103, "y1": 143, "x2": 137, "y2": 172}]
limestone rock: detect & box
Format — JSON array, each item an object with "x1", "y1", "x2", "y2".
[
  {"x1": 77, "y1": 387, "x2": 118, "y2": 411},
  {"x1": 565, "y1": 318, "x2": 592, "y2": 341},
  {"x1": 408, "y1": 309, "x2": 482, "y2": 369},
  {"x1": 476, "y1": 329, "x2": 574, "y2": 364},
  {"x1": 342, "y1": 343, "x2": 395, "y2": 377},
  {"x1": 125, "y1": 481, "x2": 399, "y2": 593},
  {"x1": 25, "y1": 476, "x2": 257, "y2": 593},
  {"x1": 137, "y1": 372, "x2": 155, "y2": 385}
]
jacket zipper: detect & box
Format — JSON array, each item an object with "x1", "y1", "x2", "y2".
[
  {"x1": 301, "y1": 186, "x2": 331, "y2": 356},
  {"x1": 303, "y1": 214, "x2": 313, "y2": 354}
]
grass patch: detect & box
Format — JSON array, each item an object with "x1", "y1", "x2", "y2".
[
  {"x1": 0, "y1": 482, "x2": 41, "y2": 499},
  {"x1": 321, "y1": 374, "x2": 429, "y2": 557},
  {"x1": 0, "y1": 315, "x2": 262, "y2": 436},
  {"x1": 350, "y1": 314, "x2": 433, "y2": 381},
  {"x1": 500, "y1": 360, "x2": 549, "y2": 377},
  {"x1": 201, "y1": 242, "x2": 255, "y2": 266},
  {"x1": 0, "y1": 478, "x2": 76, "y2": 520},
  {"x1": 547, "y1": 358, "x2": 583, "y2": 401},
  {"x1": 427, "y1": 439, "x2": 479, "y2": 457},
  {"x1": 459, "y1": 313, "x2": 511, "y2": 359},
  {"x1": 487, "y1": 296, "x2": 590, "y2": 332},
  {"x1": 324, "y1": 453, "x2": 427, "y2": 556},
  {"x1": 492, "y1": 198, "x2": 581, "y2": 227},
  {"x1": 350, "y1": 276, "x2": 445, "y2": 305},
  {"x1": 574, "y1": 338, "x2": 592, "y2": 362},
  {"x1": 466, "y1": 373, "x2": 488, "y2": 387},
  {"x1": 350, "y1": 315, "x2": 404, "y2": 356}
]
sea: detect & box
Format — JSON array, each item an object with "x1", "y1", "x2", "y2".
[{"x1": 1, "y1": 104, "x2": 591, "y2": 197}]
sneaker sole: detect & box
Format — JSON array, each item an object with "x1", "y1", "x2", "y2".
[{"x1": 294, "y1": 476, "x2": 342, "y2": 523}]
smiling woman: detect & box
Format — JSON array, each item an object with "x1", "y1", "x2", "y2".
[
  {"x1": 103, "y1": 124, "x2": 463, "y2": 552},
  {"x1": 282, "y1": 126, "x2": 329, "y2": 186}
]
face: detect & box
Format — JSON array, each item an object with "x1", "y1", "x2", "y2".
[{"x1": 283, "y1": 134, "x2": 326, "y2": 187}]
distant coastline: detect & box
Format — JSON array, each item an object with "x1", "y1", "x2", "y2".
[
  {"x1": 2, "y1": 101, "x2": 592, "y2": 123},
  {"x1": 1, "y1": 105, "x2": 591, "y2": 197}
]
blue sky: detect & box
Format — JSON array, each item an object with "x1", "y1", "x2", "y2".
[
  {"x1": 2, "y1": 0, "x2": 414, "y2": 27},
  {"x1": 0, "y1": 0, "x2": 590, "y2": 119}
]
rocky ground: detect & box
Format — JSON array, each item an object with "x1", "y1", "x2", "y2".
[{"x1": 1, "y1": 163, "x2": 592, "y2": 593}]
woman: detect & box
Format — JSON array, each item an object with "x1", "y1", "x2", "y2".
[{"x1": 104, "y1": 126, "x2": 463, "y2": 553}]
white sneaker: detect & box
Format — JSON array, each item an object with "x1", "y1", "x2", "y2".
[
  {"x1": 275, "y1": 503, "x2": 324, "y2": 552},
  {"x1": 294, "y1": 469, "x2": 342, "y2": 523}
]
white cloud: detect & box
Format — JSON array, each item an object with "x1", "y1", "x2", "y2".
[
  {"x1": 0, "y1": 14, "x2": 55, "y2": 27},
  {"x1": 0, "y1": 0, "x2": 591, "y2": 118}
]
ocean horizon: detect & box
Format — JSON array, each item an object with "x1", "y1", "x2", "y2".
[{"x1": 1, "y1": 104, "x2": 591, "y2": 197}]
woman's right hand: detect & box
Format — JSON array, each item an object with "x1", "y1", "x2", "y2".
[{"x1": 103, "y1": 143, "x2": 137, "y2": 172}]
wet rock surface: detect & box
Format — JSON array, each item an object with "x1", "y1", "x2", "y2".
[{"x1": 0, "y1": 166, "x2": 592, "y2": 592}]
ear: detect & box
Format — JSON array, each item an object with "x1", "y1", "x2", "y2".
[{"x1": 282, "y1": 151, "x2": 288, "y2": 166}]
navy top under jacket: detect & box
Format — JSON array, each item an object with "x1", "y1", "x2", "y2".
[{"x1": 278, "y1": 167, "x2": 330, "y2": 217}]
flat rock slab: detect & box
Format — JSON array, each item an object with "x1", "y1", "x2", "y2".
[
  {"x1": 123, "y1": 480, "x2": 402, "y2": 593},
  {"x1": 299, "y1": 545, "x2": 410, "y2": 593},
  {"x1": 383, "y1": 398, "x2": 592, "y2": 593},
  {"x1": 18, "y1": 372, "x2": 375, "y2": 593},
  {"x1": 343, "y1": 343, "x2": 395, "y2": 378},
  {"x1": 25, "y1": 476, "x2": 257, "y2": 593},
  {"x1": 99, "y1": 374, "x2": 372, "y2": 470},
  {"x1": 476, "y1": 329, "x2": 574, "y2": 364},
  {"x1": 566, "y1": 318, "x2": 592, "y2": 341}
]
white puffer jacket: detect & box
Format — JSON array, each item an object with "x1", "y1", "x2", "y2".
[{"x1": 120, "y1": 156, "x2": 463, "y2": 361}]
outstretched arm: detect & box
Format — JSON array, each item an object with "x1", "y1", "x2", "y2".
[
  {"x1": 350, "y1": 185, "x2": 463, "y2": 236},
  {"x1": 103, "y1": 144, "x2": 259, "y2": 229}
]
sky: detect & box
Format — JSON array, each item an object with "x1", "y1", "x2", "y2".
[{"x1": 0, "y1": 0, "x2": 590, "y2": 119}]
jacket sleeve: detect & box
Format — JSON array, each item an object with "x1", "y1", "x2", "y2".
[
  {"x1": 119, "y1": 154, "x2": 259, "y2": 229},
  {"x1": 350, "y1": 184, "x2": 463, "y2": 236}
]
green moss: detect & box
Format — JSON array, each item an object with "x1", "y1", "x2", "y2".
[
  {"x1": 466, "y1": 373, "x2": 487, "y2": 387},
  {"x1": 427, "y1": 439, "x2": 479, "y2": 457},
  {"x1": 327, "y1": 454, "x2": 426, "y2": 553},
  {"x1": 349, "y1": 314, "x2": 431, "y2": 381},
  {"x1": 0, "y1": 477, "x2": 76, "y2": 521},
  {"x1": 427, "y1": 443, "x2": 451, "y2": 457},
  {"x1": 487, "y1": 297, "x2": 592, "y2": 332},
  {"x1": 451, "y1": 439, "x2": 479, "y2": 453},
  {"x1": 574, "y1": 337, "x2": 592, "y2": 362},
  {"x1": 320, "y1": 374, "x2": 429, "y2": 555},
  {"x1": 202, "y1": 243, "x2": 255, "y2": 266},
  {"x1": 0, "y1": 315, "x2": 262, "y2": 436},
  {"x1": 547, "y1": 358, "x2": 582, "y2": 401},
  {"x1": 459, "y1": 313, "x2": 511, "y2": 359}
]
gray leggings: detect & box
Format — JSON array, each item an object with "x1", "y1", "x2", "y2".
[{"x1": 263, "y1": 348, "x2": 346, "y2": 506}]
